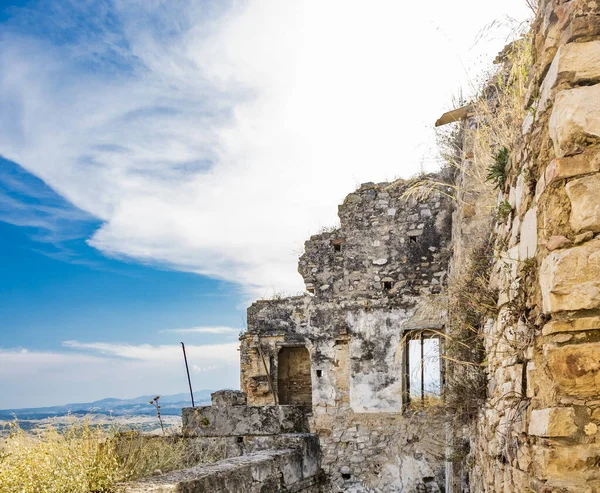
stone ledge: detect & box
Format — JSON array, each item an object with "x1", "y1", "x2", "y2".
[
  {"x1": 543, "y1": 316, "x2": 600, "y2": 335},
  {"x1": 120, "y1": 448, "x2": 320, "y2": 493},
  {"x1": 182, "y1": 405, "x2": 309, "y2": 436},
  {"x1": 545, "y1": 151, "x2": 600, "y2": 185}
]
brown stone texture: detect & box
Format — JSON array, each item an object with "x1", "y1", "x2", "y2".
[
  {"x1": 540, "y1": 238, "x2": 600, "y2": 313},
  {"x1": 529, "y1": 407, "x2": 578, "y2": 437},
  {"x1": 547, "y1": 342, "x2": 600, "y2": 397},
  {"x1": 566, "y1": 173, "x2": 600, "y2": 232},
  {"x1": 468, "y1": 1, "x2": 600, "y2": 491},
  {"x1": 543, "y1": 315, "x2": 600, "y2": 335},
  {"x1": 550, "y1": 85, "x2": 600, "y2": 158},
  {"x1": 533, "y1": 444, "x2": 600, "y2": 483},
  {"x1": 546, "y1": 151, "x2": 600, "y2": 183},
  {"x1": 538, "y1": 40, "x2": 600, "y2": 113}
]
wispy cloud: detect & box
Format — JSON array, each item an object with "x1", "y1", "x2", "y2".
[
  {"x1": 62, "y1": 340, "x2": 239, "y2": 362},
  {"x1": 0, "y1": 1, "x2": 532, "y2": 296},
  {"x1": 193, "y1": 364, "x2": 219, "y2": 374},
  {"x1": 160, "y1": 326, "x2": 239, "y2": 335},
  {"x1": 0, "y1": 342, "x2": 239, "y2": 408}
]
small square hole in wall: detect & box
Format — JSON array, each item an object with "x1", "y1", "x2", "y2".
[
  {"x1": 334, "y1": 243, "x2": 342, "y2": 252},
  {"x1": 341, "y1": 473, "x2": 351, "y2": 480},
  {"x1": 237, "y1": 436, "x2": 244, "y2": 444},
  {"x1": 383, "y1": 281, "x2": 393, "y2": 290},
  {"x1": 409, "y1": 236, "x2": 417, "y2": 243},
  {"x1": 316, "y1": 369, "x2": 323, "y2": 377}
]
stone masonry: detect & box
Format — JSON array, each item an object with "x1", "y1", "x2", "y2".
[
  {"x1": 241, "y1": 175, "x2": 454, "y2": 492},
  {"x1": 463, "y1": 1, "x2": 600, "y2": 491}
]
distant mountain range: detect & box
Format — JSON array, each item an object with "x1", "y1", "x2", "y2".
[{"x1": 0, "y1": 391, "x2": 215, "y2": 421}]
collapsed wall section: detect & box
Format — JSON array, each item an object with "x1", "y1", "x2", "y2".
[{"x1": 298, "y1": 178, "x2": 452, "y2": 301}]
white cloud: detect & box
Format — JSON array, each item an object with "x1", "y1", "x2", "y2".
[
  {"x1": 62, "y1": 340, "x2": 239, "y2": 363},
  {"x1": 0, "y1": 343, "x2": 239, "y2": 409},
  {"x1": 193, "y1": 364, "x2": 219, "y2": 373},
  {"x1": 160, "y1": 326, "x2": 239, "y2": 335},
  {"x1": 0, "y1": 1, "x2": 532, "y2": 297}
]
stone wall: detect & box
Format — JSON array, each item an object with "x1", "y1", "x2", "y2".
[
  {"x1": 123, "y1": 391, "x2": 323, "y2": 493},
  {"x1": 241, "y1": 177, "x2": 453, "y2": 492},
  {"x1": 462, "y1": 1, "x2": 600, "y2": 491}
]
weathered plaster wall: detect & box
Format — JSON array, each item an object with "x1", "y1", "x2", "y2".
[
  {"x1": 463, "y1": 1, "x2": 600, "y2": 491},
  {"x1": 241, "y1": 178, "x2": 453, "y2": 492}
]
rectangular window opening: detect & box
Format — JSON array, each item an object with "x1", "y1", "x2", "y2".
[
  {"x1": 316, "y1": 369, "x2": 323, "y2": 377},
  {"x1": 409, "y1": 236, "x2": 418, "y2": 244},
  {"x1": 333, "y1": 243, "x2": 342, "y2": 252},
  {"x1": 405, "y1": 331, "x2": 441, "y2": 409},
  {"x1": 383, "y1": 281, "x2": 393, "y2": 290}
]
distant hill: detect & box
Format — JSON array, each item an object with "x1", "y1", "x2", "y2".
[{"x1": 0, "y1": 390, "x2": 215, "y2": 421}]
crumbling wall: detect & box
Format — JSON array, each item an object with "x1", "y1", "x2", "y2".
[
  {"x1": 241, "y1": 177, "x2": 453, "y2": 492},
  {"x1": 298, "y1": 179, "x2": 452, "y2": 300},
  {"x1": 459, "y1": 1, "x2": 600, "y2": 491},
  {"x1": 122, "y1": 391, "x2": 323, "y2": 493}
]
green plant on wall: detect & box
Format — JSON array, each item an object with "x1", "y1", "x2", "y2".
[
  {"x1": 495, "y1": 200, "x2": 513, "y2": 222},
  {"x1": 487, "y1": 147, "x2": 510, "y2": 190}
]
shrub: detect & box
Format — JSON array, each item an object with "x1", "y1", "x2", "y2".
[
  {"x1": 0, "y1": 419, "x2": 191, "y2": 493},
  {"x1": 0, "y1": 420, "x2": 120, "y2": 493}
]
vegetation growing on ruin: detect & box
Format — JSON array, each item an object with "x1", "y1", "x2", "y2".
[
  {"x1": 397, "y1": 30, "x2": 534, "y2": 474},
  {"x1": 487, "y1": 147, "x2": 510, "y2": 190}
]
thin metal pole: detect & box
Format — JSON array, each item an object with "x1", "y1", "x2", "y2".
[{"x1": 181, "y1": 342, "x2": 195, "y2": 408}]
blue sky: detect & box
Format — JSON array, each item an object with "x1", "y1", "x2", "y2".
[
  {"x1": 0, "y1": 155, "x2": 245, "y2": 408},
  {"x1": 0, "y1": 0, "x2": 532, "y2": 408}
]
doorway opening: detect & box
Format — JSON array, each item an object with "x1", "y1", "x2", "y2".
[{"x1": 277, "y1": 346, "x2": 312, "y2": 406}]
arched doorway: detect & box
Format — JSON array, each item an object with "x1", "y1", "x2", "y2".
[{"x1": 277, "y1": 346, "x2": 312, "y2": 406}]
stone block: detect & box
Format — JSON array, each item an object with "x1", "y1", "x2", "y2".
[
  {"x1": 546, "y1": 342, "x2": 600, "y2": 397},
  {"x1": 549, "y1": 85, "x2": 600, "y2": 158},
  {"x1": 529, "y1": 407, "x2": 578, "y2": 437},
  {"x1": 545, "y1": 151, "x2": 600, "y2": 184},
  {"x1": 182, "y1": 405, "x2": 309, "y2": 436},
  {"x1": 545, "y1": 235, "x2": 571, "y2": 251},
  {"x1": 121, "y1": 447, "x2": 319, "y2": 493},
  {"x1": 543, "y1": 316, "x2": 600, "y2": 335},
  {"x1": 519, "y1": 207, "x2": 537, "y2": 260},
  {"x1": 532, "y1": 444, "x2": 600, "y2": 483},
  {"x1": 538, "y1": 40, "x2": 600, "y2": 113},
  {"x1": 212, "y1": 390, "x2": 248, "y2": 407},
  {"x1": 566, "y1": 173, "x2": 600, "y2": 232},
  {"x1": 540, "y1": 238, "x2": 600, "y2": 313}
]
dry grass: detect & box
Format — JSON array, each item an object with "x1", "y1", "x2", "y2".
[
  {"x1": 401, "y1": 33, "x2": 533, "y2": 207},
  {"x1": 0, "y1": 419, "x2": 191, "y2": 493}
]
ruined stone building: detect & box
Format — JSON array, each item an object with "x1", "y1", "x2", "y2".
[
  {"x1": 239, "y1": 176, "x2": 454, "y2": 492},
  {"x1": 124, "y1": 1, "x2": 600, "y2": 491}
]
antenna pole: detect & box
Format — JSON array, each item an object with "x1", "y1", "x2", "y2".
[{"x1": 181, "y1": 342, "x2": 195, "y2": 408}]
